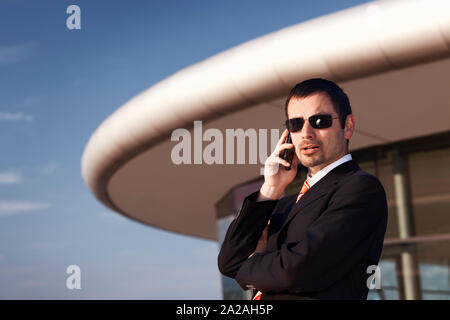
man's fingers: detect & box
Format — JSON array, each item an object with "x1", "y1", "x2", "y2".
[
  {"x1": 267, "y1": 156, "x2": 291, "y2": 168},
  {"x1": 271, "y1": 143, "x2": 294, "y2": 158},
  {"x1": 275, "y1": 129, "x2": 290, "y2": 148},
  {"x1": 278, "y1": 143, "x2": 294, "y2": 152}
]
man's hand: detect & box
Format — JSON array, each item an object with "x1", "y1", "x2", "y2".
[{"x1": 259, "y1": 129, "x2": 299, "y2": 200}]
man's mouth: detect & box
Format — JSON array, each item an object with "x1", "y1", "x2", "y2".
[{"x1": 301, "y1": 144, "x2": 320, "y2": 155}]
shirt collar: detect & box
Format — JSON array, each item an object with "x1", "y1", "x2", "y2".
[{"x1": 306, "y1": 153, "x2": 353, "y2": 188}]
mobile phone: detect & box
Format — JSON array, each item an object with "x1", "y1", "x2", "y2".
[{"x1": 280, "y1": 133, "x2": 294, "y2": 170}]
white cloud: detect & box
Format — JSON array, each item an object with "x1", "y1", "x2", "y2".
[
  {"x1": 0, "y1": 201, "x2": 52, "y2": 217},
  {"x1": 0, "y1": 265, "x2": 33, "y2": 277},
  {"x1": 0, "y1": 163, "x2": 59, "y2": 185},
  {"x1": 25, "y1": 241, "x2": 64, "y2": 250},
  {"x1": 41, "y1": 162, "x2": 59, "y2": 175},
  {"x1": 99, "y1": 210, "x2": 127, "y2": 222},
  {"x1": 0, "y1": 112, "x2": 34, "y2": 122},
  {"x1": 0, "y1": 44, "x2": 32, "y2": 64},
  {"x1": 0, "y1": 171, "x2": 22, "y2": 184},
  {"x1": 20, "y1": 96, "x2": 44, "y2": 108},
  {"x1": 18, "y1": 280, "x2": 49, "y2": 289},
  {"x1": 6, "y1": 95, "x2": 45, "y2": 110}
]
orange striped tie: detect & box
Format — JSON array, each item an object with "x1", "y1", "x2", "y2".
[
  {"x1": 296, "y1": 179, "x2": 310, "y2": 203},
  {"x1": 253, "y1": 179, "x2": 311, "y2": 300}
]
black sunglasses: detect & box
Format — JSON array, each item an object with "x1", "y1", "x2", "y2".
[{"x1": 285, "y1": 114, "x2": 341, "y2": 132}]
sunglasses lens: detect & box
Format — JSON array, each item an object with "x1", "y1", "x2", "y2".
[
  {"x1": 286, "y1": 115, "x2": 335, "y2": 132},
  {"x1": 286, "y1": 118, "x2": 304, "y2": 132},
  {"x1": 310, "y1": 115, "x2": 333, "y2": 129}
]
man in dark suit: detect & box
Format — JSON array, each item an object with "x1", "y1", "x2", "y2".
[{"x1": 218, "y1": 78, "x2": 388, "y2": 300}]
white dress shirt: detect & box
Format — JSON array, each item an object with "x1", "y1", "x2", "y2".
[
  {"x1": 306, "y1": 153, "x2": 353, "y2": 188},
  {"x1": 256, "y1": 153, "x2": 352, "y2": 202}
]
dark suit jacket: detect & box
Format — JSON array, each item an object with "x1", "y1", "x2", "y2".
[{"x1": 218, "y1": 160, "x2": 388, "y2": 300}]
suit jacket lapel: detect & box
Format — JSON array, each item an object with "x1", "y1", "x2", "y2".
[{"x1": 278, "y1": 160, "x2": 360, "y2": 233}]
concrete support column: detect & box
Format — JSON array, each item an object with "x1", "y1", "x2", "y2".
[{"x1": 392, "y1": 149, "x2": 422, "y2": 300}]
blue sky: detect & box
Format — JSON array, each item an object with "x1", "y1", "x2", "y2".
[{"x1": 0, "y1": 0, "x2": 370, "y2": 299}]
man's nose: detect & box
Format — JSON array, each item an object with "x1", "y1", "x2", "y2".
[{"x1": 300, "y1": 120, "x2": 314, "y2": 140}]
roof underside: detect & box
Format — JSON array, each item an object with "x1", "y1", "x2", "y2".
[{"x1": 82, "y1": 0, "x2": 450, "y2": 240}]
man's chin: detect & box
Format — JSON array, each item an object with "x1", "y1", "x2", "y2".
[
  {"x1": 297, "y1": 154, "x2": 325, "y2": 168},
  {"x1": 299, "y1": 156, "x2": 324, "y2": 169}
]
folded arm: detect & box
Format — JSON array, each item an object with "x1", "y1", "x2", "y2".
[{"x1": 217, "y1": 191, "x2": 279, "y2": 278}]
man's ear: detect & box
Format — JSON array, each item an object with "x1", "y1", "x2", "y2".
[{"x1": 344, "y1": 114, "x2": 355, "y2": 140}]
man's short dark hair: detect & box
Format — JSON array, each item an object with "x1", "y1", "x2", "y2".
[{"x1": 284, "y1": 78, "x2": 352, "y2": 129}]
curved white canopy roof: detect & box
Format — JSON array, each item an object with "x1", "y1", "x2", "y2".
[{"x1": 82, "y1": 0, "x2": 450, "y2": 240}]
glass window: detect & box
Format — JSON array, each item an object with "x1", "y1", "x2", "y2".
[
  {"x1": 409, "y1": 147, "x2": 450, "y2": 236},
  {"x1": 370, "y1": 239, "x2": 450, "y2": 300}
]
